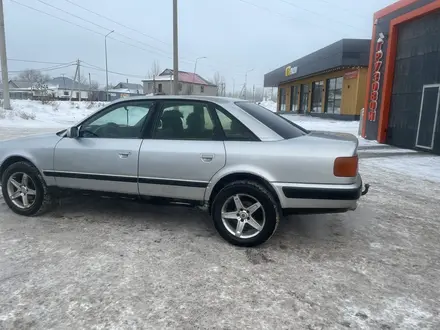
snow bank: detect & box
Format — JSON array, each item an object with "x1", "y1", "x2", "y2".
[
  {"x1": 0, "y1": 100, "x2": 108, "y2": 128},
  {"x1": 363, "y1": 155, "x2": 440, "y2": 183},
  {"x1": 259, "y1": 100, "x2": 277, "y2": 112}
]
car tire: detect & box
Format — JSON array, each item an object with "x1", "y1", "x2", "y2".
[
  {"x1": 1, "y1": 161, "x2": 55, "y2": 216},
  {"x1": 212, "y1": 180, "x2": 280, "y2": 247}
]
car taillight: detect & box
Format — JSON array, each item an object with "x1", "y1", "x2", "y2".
[{"x1": 333, "y1": 155, "x2": 358, "y2": 177}]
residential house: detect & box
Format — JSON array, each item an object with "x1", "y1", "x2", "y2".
[
  {"x1": 107, "y1": 81, "x2": 145, "y2": 101},
  {"x1": 7, "y1": 80, "x2": 34, "y2": 99},
  {"x1": 142, "y1": 69, "x2": 218, "y2": 96},
  {"x1": 46, "y1": 76, "x2": 89, "y2": 100}
]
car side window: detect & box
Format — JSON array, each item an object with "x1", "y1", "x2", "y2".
[
  {"x1": 80, "y1": 102, "x2": 153, "y2": 139},
  {"x1": 215, "y1": 108, "x2": 258, "y2": 141},
  {"x1": 153, "y1": 102, "x2": 218, "y2": 140}
]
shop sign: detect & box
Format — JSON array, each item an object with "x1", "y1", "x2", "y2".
[
  {"x1": 285, "y1": 65, "x2": 298, "y2": 77},
  {"x1": 368, "y1": 33, "x2": 385, "y2": 122},
  {"x1": 344, "y1": 70, "x2": 358, "y2": 79}
]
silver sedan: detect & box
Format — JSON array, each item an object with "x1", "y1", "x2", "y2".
[{"x1": 0, "y1": 96, "x2": 368, "y2": 246}]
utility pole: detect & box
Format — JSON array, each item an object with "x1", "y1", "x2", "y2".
[
  {"x1": 105, "y1": 30, "x2": 114, "y2": 101},
  {"x1": 244, "y1": 68, "x2": 254, "y2": 100},
  {"x1": 69, "y1": 61, "x2": 78, "y2": 102},
  {"x1": 252, "y1": 84, "x2": 255, "y2": 102},
  {"x1": 0, "y1": 0, "x2": 10, "y2": 109},
  {"x1": 88, "y1": 72, "x2": 92, "y2": 101},
  {"x1": 172, "y1": 0, "x2": 179, "y2": 95},
  {"x1": 77, "y1": 59, "x2": 81, "y2": 102}
]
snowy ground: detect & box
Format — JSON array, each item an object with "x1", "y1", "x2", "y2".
[
  {"x1": 0, "y1": 127, "x2": 439, "y2": 329},
  {"x1": 0, "y1": 100, "x2": 107, "y2": 128}
]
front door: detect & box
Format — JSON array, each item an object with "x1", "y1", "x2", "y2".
[
  {"x1": 299, "y1": 84, "x2": 309, "y2": 114},
  {"x1": 416, "y1": 85, "x2": 440, "y2": 150},
  {"x1": 50, "y1": 100, "x2": 154, "y2": 194},
  {"x1": 138, "y1": 100, "x2": 226, "y2": 201}
]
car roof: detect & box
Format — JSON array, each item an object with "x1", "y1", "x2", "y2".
[{"x1": 109, "y1": 95, "x2": 245, "y2": 106}]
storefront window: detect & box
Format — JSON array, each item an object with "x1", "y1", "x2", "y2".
[
  {"x1": 299, "y1": 84, "x2": 309, "y2": 113},
  {"x1": 290, "y1": 85, "x2": 299, "y2": 112},
  {"x1": 311, "y1": 81, "x2": 324, "y2": 112},
  {"x1": 279, "y1": 88, "x2": 286, "y2": 111},
  {"x1": 325, "y1": 77, "x2": 343, "y2": 114}
]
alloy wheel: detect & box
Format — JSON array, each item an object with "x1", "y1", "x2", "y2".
[
  {"x1": 221, "y1": 194, "x2": 266, "y2": 239},
  {"x1": 6, "y1": 172, "x2": 37, "y2": 209}
]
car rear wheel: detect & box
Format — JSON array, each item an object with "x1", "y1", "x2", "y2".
[
  {"x1": 212, "y1": 180, "x2": 280, "y2": 247},
  {"x1": 1, "y1": 161, "x2": 54, "y2": 216}
]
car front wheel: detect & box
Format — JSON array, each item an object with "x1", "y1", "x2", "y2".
[
  {"x1": 1, "y1": 161, "x2": 54, "y2": 216},
  {"x1": 212, "y1": 180, "x2": 280, "y2": 247}
]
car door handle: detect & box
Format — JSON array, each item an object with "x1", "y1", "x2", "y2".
[
  {"x1": 201, "y1": 154, "x2": 214, "y2": 163},
  {"x1": 118, "y1": 151, "x2": 131, "y2": 159}
]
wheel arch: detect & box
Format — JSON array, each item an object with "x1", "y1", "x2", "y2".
[
  {"x1": 207, "y1": 172, "x2": 281, "y2": 214},
  {"x1": 0, "y1": 155, "x2": 39, "y2": 180}
]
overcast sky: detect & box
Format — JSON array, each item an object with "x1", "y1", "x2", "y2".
[{"x1": 5, "y1": 0, "x2": 397, "y2": 91}]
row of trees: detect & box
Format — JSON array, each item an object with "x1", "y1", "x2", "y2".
[{"x1": 13, "y1": 69, "x2": 100, "y2": 91}]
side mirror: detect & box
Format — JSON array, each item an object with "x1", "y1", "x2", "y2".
[{"x1": 66, "y1": 126, "x2": 79, "y2": 138}]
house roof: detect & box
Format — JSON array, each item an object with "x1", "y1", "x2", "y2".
[
  {"x1": 264, "y1": 39, "x2": 371, "y2": 87},
  {"x1": 142, "y1": 69, "x2": 217, "y2": 87},
  {"x1": 48, "y1": 76, "x2": 89, "y2": 90},
  {"x1": 114, "y1": 82, "x2": 143, "y2": 90},
  {"x1": 9, "y1": 80, "x2": 34, "y2": 89}
]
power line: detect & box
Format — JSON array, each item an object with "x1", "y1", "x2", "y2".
[
  {"x1": 309, "y1": 0, "x2": 370, "y2": 20},
  {"x1": 275, "y1": 0, "x2": 366, "y2": 32},
  {"x1": 61, "y1": 0, "x2": 169, "y2": 46},
  {"x1": 235, "y1": 0, "x2": 350, "y2": 36},
  {"x1": 6, "y1": 63, "x2": 75, "y2": 74},
  {"x1": 36, "y1": 0, "x2": 173, "y2": 58},
  {"x1": 81, "y1": 62, "x2": 146, "y2": 79},
  {"x1": 8, "y1": 59, "x2": 75, "y2": 65},
  {"x1": 10, "y1": 0, "x2": 193, "y2": 64},
  {"x1": 10, "y1": 0, "x2": 105, "y2": 36}
]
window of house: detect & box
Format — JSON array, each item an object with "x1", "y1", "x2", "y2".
[
  {"x1": 75, "y1": 92, "x2": 79, "y2": 98},
  {"x1": 80, "y1": 101, "x2": 153, "y2": 139},
  {"x1": 325, "y1": 77, "x2": 343, "y2": 114},
  {"x1": 311, "y1": 81, "x2": 324, "y2": 113},
  {"x1": 299, "y1": 84, "x2": 309, "y2": 113},
  {"x1": 215, "y1": 107, "x2": 257, "y2": 141},
  {"x1": 153, "y1": 102, "x2": 218, "y2": 140},
  {"x1": 279, "y1": 88, "x2": 286, "y2": 111},
  {"x1": 201, "y1": 85, "x2": 205, "y2": 93},
  {"x1": 290, "y1": 85, "x2": 299, "y2": 112},
  {"x1": 63, "y1": 91, "x2": 69, "y2": 96},
  {"x1": 179, "y1": 83, "x2": 182, "y2": 92},
  {"x1": 158, "y1": 84, "x2": 163, "y2": 93}
]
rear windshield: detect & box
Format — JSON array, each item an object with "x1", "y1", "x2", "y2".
[{"x1": 235, "y1": 102, "x2": 309, "y2": 139}]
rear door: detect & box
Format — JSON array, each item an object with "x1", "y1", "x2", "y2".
[{"x1": 138, "y1": 100, "x2": 226, "y2": 201}]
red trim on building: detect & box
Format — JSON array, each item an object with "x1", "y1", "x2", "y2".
[
  {"x1": 362, "y1": 23, "x2": 377, "y2": 138},
  {"x1": 377, "y1": 1, "x2": 440, "y2": 143},
  {"x1": 374, "y1": 0, "x2": 421, "y2": 19}
]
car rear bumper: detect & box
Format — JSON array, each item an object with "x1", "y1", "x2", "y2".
[{"x1": 273, "y1": 174, "x2": 366, "y2": 212}]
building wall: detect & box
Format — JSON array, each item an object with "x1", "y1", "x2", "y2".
[
  {"x1": 362, "y1": 0, "x2": 438, "y2": 141},
  {"x1": 143, "y1": 81, "x2": 217, "y2": 96},
  {"x1": 278, "y1": 67, "x2": 368, "y2": 118}
]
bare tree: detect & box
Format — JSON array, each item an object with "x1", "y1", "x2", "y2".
[
  {"x1": 212, "y1": 72, "x2": 225, "y2": 96},
  {"x1": 89, "y1": 80, "x2": 100, "y2": 101},
  {"x1": 147, "y1": 60, "x2": 161, "y2": 78},
  {"x1": 17, "y1": 69, "x2": 50, "y2": 84}
]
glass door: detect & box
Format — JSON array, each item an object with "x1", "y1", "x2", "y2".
[{"x1": 299, "y1": 84, "x2": 309, "y2": 114}]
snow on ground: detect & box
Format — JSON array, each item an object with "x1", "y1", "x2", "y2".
[
  {"x1": 363, "y1": 155, "x2": 440, "y2": 183},
  {"x1": 259, "y1": 100, "x2": 277, "y2": 112},
  {"x1": 0, "y1": 100, "x2": 107, "y2": 128}
]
